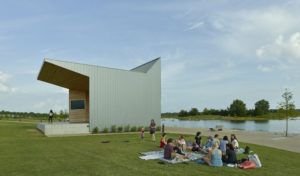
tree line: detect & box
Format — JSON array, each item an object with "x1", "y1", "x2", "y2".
[
  {"x1": 0, "y1": 110, "x2": 69, "y2": 121},
  {"x1": 163, "y1": 89, "x2": 298, "y2": 118}
]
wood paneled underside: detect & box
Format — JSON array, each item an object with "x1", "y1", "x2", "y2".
[
  {"x1": 69, "y1": 90, "x2": 89, "y2": 123},
  {"x1": 38, "y1": 61, "x2": 89, "y2": 91}
]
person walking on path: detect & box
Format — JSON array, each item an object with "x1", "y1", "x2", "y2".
[
  {"x1": 150, "y1": 119, "x2": 156, "y2": 142},
  {"x1": 48, "y1": 110, "x2": 54, "y2": 123}
]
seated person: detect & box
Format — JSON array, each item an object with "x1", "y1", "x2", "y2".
[
  {"x1": 194, "y1": 131, "x2": 202, "y2": 148},
  {"x1": 222, "y1": 144, "x2": 237, "y2": 164},
  {"x1": 204, "y1": 136, "x2": 213, "y2": 148},
  {"x1": 164, "y1": 138, "x2": 191, "y2": 160},
  {"x1": 201, "y1": 136, "x2": 213, "y2": 153},
  {"x1": 230, "y1": 134, "x2": 239, "y2": 149},
  {"x1": 160, "y1": 133, "x2": 167, "y2": 148},
  {"x1": 212, "y1": 134, "x2": 220, "y2": 147},
  {"x1": 178, "y1": 135, "x2": 186, "y2": 151},
  {"x1": 173, "y1": 140, "x2": 185, "y2": 155},
  {"x1": 191, "y1": 142, "x2": 200, "y2": 152},
  {"x1": 164, "y1": 138, "x2": 176, "y2": 160},
  {"x1": 203, "y1": 142, "x2": 223, "y2": 167},
  {"x1": 219, "y1": 136, "x2": 229, "y2": 153}
]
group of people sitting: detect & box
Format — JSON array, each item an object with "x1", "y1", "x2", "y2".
[
  {"x1": 161, "y1": 134, "x2": 191, "y2": 161},
  {"x1": 160, "y1": 132, "x2": 239, "y2": 167}
]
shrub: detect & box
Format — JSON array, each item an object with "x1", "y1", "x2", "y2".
[
  {"x1": 156, "y1": 126, "x2": 161, "y2": 131},
  {"x1": 125, "y1": 125, "x2": 130, "y2": 132},
  {"x1": 145, "y1": 126, "x2": 150, "y2": 131},
  {"x1": 138, "y1": 126, "x2": 144, "y2": 131},
  {"x1": 92, "y1": 127, "x2": 99, "y2": 133},
  {"x1": 131, "y1": 126, "x2": 137, "y2": 132},
  {"x1": 103, "y1": 127, "x2": 109, "y2": 133},
  {"x1": 111, "y1": 125, "x2": 117, "y2": 133},
  {"x1": 118, "y1": 126, "x2": 123, "y2": 132}
]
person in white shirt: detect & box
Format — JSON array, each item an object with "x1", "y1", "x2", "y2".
[{"x1": 230, "y1": 134, "x2": 239, "y2": 149}]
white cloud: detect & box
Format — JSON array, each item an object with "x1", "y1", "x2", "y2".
[
  {"x1": 0, "y1": 72, "x2": 14, "y2": 92},
  {"x1": 11, "y1": 88, "x2": 18, "y2": 93},
  {"x1": 185, "y1": 21, "x2": 204, "y2": 31},
  {"x1": 0, "y1": 83, "x2": 9, "y2": 92},
  {"x1": 256, "y1": 32, "x2": 300, "y2": 63},
  {"x1": 257, "y1": 65, "x2": 272, "y2": 72},
  {"x1": 56, "y1": 88, "x2": 69, "y2": 94},
  {"x1": 33, "y1": 101, "x2": 46, "y2": 109},
  {"x1": 162, "y1": 62, "x2": 185, "y2": 83},
  {"x1": 0, "y1": 72, "x2": 12, "y2": 82}
]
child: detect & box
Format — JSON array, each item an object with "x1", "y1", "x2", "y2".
[
  {"x1": 178, "y1": 135, "x2": 186, "y2": 151},
  {"x1": 160, "y1": 133, "x2": 167, "y2": 148},
  {"x1": 141, "y1": 128, "x2": 145, "y2": 141},
  {"x1": 194, "y1": 131, "x2": 202, "y2": 148}
]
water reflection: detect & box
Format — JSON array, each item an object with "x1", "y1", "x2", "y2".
[
  {"x1": 230, "y1": 120, "x2": 246, "y2": 124},
  {"x1": 162, "y1": 118, "x2": 300, "y2": 134},
  {"x1": 254, "y1": 120, "x2": 269, "y2": 124}
]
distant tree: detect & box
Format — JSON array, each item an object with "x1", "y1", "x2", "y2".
[
  {"x1": 203, "y1": 108, "x2": 209, "y2": 115},
  {"x1": 178, "y1": 110, "x2": 189, "y2": 117},
  {"x1": 247, "y1": 109, "x2": 255, "y2": 117},
  {"x1": 220, "y1": 109, "x2": 229, "y2": 116},
  {"x1": 189, "y1": 108, "x2": 199, "y2": 116},
  {"x1": 278, "y1": 89, "x2": 296, "y2": 136},
  {"x1": 228, "y1": 99, "x2": 247, "y2": 117},
  {"x1": 254, "y1": 99, "x2": 270, "y2": 116}
]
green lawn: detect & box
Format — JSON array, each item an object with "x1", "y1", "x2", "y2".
[{"x1": 0, "y1": 121, "x2": 299, "y2": 176}]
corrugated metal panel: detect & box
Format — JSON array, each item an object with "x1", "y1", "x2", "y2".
[{"x1": 42, "y1": 58, "x2": 161, "y2": 131}]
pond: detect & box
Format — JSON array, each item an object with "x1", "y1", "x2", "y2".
[{"x1": 162, "y1": 117, "x2": 300, "y2": 135}]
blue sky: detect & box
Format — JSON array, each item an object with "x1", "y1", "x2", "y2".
[{"x1": 1, "y1": 0, "x2": 300, "y2": 113}]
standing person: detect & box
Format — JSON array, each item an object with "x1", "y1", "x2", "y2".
[
  {"x1": 48, "y1": 110, "x2": 54, "y2": 123},
  {"x1": 203, "y1": 142, "x2": 223, "y2": 167},
  {"x1": 219, "y1": 136, "x2": 229, "y2": 153},
  {"x1": 195, "y1": 131, "x2": 202, "y2": 148},
  {"x1": 230, "y1": 134, "x2": 239, "y2": 149},
  {"x1": 150, "y1": 119, "x2": 156, "y2": 142},
  {"x1": 141, "y1": 128, "x2": 145, "y2": 141}
]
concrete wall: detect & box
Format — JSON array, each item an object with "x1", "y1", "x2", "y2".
[
  {"x1": 37, "y1": 123, "x2": 89, "y2": 136},
  {"x1": 44, "y1": 58, "x2": 161, "y2": 131}
]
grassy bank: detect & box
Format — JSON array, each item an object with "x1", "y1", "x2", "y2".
[{"x1": 0, "y1": 121, "x2": 299, "y2": 176}]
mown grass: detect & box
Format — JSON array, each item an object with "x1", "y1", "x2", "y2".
[{"x1": 0, "y1": 121, "x2": 299, "y2": 176}]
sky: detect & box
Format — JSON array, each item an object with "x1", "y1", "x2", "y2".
[{"x1": 1, "y1": 0, "x2": 300, "y2": 113}]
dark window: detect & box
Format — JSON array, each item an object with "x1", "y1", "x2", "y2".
[{"x1": 71, "y1": 100, "x2": 85, "y2": 110}]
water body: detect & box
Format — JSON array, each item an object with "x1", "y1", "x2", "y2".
[{"x1": 162, "y1": 117, "x2": 300, "y2": 135}]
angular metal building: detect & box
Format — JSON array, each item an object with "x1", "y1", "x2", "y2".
[{"x1": 37, "y1": 58, "x2": 161, "y2": 133}]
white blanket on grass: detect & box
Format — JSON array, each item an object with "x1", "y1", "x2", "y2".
[{"x1": 139, "y1": 150, "x2": 203, "y2": 164}]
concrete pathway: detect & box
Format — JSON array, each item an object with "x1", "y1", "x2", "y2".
[{"x1": 165, "y1": 126, "x2": 300, "y2": 154}]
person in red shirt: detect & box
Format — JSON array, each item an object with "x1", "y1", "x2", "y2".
[
  {"x1": 141, "y1": 128, "x2": 145, "y2": 141},
  {"x1": 160, "y1": 133, "x2": 167, "y2": 148}
]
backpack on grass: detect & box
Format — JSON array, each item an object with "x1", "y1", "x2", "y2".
[{"x1": 248, "y1": 154, "x2": 262, "y2": 168}]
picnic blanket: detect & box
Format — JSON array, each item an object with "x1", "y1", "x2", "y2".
[
  {"x1": 237, "y1": 148, "x2": 254, "y2": 154},
  {"x1": 140, "y1": 150, "x2": 203, "y2": 164}
]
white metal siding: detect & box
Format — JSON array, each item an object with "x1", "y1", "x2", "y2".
[{"x1": 45, "y1": 58, "x2": 161, "y2": 131}]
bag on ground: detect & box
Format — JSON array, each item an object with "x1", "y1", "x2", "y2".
[
  {"x1": 248, "y1": 154, "x2": 262, "y2": 168},
  {"x1": 237, "y1": 161, "x2": 256, "y2": 169}
]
